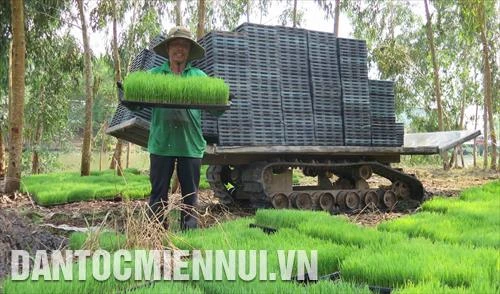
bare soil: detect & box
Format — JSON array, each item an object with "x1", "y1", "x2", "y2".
[{"x1": 0, "y1": 167, "x2": 497, "y2": 279}]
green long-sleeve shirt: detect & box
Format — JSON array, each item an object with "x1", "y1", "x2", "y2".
[{"x1": 147, "y1": 61, "x2": 207, "y2": 158}]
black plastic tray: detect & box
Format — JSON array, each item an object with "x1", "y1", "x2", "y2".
[{"x1": 117, "y1": 82, "x2": 231, "y2": 111}]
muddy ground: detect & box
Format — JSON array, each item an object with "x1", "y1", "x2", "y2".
[{"x1": 0, "y1": 167, "x2": 498, "y2": 280}]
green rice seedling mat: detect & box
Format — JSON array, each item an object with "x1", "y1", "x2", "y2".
[{"x1": 119, "y1": 72, "x2": 231, "y2": 110}]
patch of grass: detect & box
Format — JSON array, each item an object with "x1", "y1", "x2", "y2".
[
  {"x1": 124, "y1": 72, "x2": 229, "y2": 105},
  {"x1": 21, "y1": 169, "x2": 150, "y2": 206}
]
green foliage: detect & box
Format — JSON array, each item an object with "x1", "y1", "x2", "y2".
[
  {"x1": 20, "y1": 169, "x2": 150, "y2": 206},
  {"x1": 22, "y1": 149, "x2": 63, "y2": 174},
  {"x1": 123, "y1": 72, "x2": 229, "y2": 105},
  {"x1": 400, "y1": 154, "x2": 442, "y2": 167}
]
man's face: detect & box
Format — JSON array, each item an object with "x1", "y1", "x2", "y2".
[{"x1": 167, "y1": 38, "x2": 191, "y2": 64}]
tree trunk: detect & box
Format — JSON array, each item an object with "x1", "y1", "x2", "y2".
[
  {"x1": 126, "y1": 142, "x2": 130, "y2": 169},
  {"x1": 5, "y1": 0, "x2": 26, "y2": 193},
  {"x1": 292, "y1": 0, "x2": 298, "y2": 28},
  {"x1": 456, "y1": 89, "x2": 467, "y2": 168},
  {"x1": 197, "y1": 0, "x2": 206, "y2": 39},
  {"x1": 483, "y1": 102, "x2": 488, "y2": 168},
  {"x1": 473, "y1": 103, "x2": 478, "y2": 167},
  {"x1": 246, "y1": 0, "x2": 250, "y2": 23},
  {"x1": 2, "y1": 40, "x2": 13, "y2": 179},
  {"x1": 99, "y1": 121, "x2": 107, "y2": 172},
  {"x1": 333, "y1": 0, "x2": 340, "y2": 36},
  {"x1": 479, "y1": 9, "x2": 497, "y2": 170},
  {"x1": 78, "y1": 0, "x2": 94, "y2": 176},
  {"x1": 8, "y1": 40, "x2": 13, "y2": 129},
  {"x1": 109, "y1": 139, "x2": 123, "y2": 172},
  {"x1": 124, "y1": 0, "x2": 139, "y2": 74},
  {"x1": 31, "y1": 85, "x2": 46, "y2": 174},
  {"x1": 0, "y1": 129, "x2": 5, "y2": 178},
  {"x1": 424, "y1": 0, "x2": 447, "y2": 169},
  {"x1": 111, "y1": 0, "x2": 123, "y2": 176},
  {"x1": 175, "y1": 0, "x2": 182, "y2": 26}
]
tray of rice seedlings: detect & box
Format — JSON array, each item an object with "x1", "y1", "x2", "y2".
[
  {"x1": 396, "y1": 280, "x2": 494, "y2": 294},
  {"x1": 341, "y1": 236, "x2": 498, "y2": 290},
  {"x1": 119, "y1": 72, "x2": 231, "y2": 110},
  {"x1": 3, "y1": 251, "x2": 199, "y2": 294}
]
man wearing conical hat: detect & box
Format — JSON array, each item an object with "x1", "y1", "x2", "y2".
[{"x1": 147, "y1": 26, "x2": 207, "y2": 230}]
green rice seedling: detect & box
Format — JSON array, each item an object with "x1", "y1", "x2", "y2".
[
  {"x1": 341, "y1": 236, "x2": 499, "y2": 289},
  {"x1": 131, "y1": 281, "x2": 204, "y2": 294},
  {"x1": 256, "y1": 209, "x2": 407, "y2": 248},
  {"x1": 123, "y1": 72, "x2": 230, "y2": 106},
  {"x1": 423, "y1": 198, "x2": 500, "y2": 223},
  {"x1": 380, "y1": 181, "x2": 500, "y2": 248},
  {"x1": 3, "y1": 251, "x2": 194, "y2": 294},
  {"x1": 69, "y1": 231, "x2": 126, "y2": 252},
  {"x1": 173, "y1": 218, "x2": 269, "y2": 251},
  {"x1": 175, "y1": 217, "x2": 355, "y2": 279},
  {"x1": 379, "y1": 208, "x2": 500, "y2": 248},
  {"x1": 395, "y1": 280, "x2": 497, "y2": 294},
  {"x1": 296, "y1": 217, "x2": 407, "y2": 248},
  {"x1": 21, "y1": 170, "x2": 151, "y2": 206},
  {"x1": 255, "y1": 209, "x2": 331, "y2": 229},
  {"x1": 197, "y1": 279, "x2": 371, "y2": 294},
  {"x1": 459, "y1": 180, "x2": 500, "y2": 202}
]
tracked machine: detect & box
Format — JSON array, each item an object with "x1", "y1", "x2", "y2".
[{"x1": 107, "y1": 23, "x2": 480, "y2": 212}]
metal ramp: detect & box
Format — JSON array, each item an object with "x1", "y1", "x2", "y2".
[{"x1": 402, "y1": 130, "x2": 481, "y2": 155}]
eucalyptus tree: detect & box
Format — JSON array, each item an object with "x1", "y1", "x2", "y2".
[
  {"x1": 424, "y1": 0, "x2": 444, "y2": 133},
  {"x1": 343, "y1": 1, "x2": 425, "y2": 119},
  {"x1": 4, "y1": 0, "x2": 25, "y2": 192},
  {"x1": 77, "y1": 0, "x2": 94, "y2": 176},
  {"x1": 458, "y1": 0, "x2": 497, "y2": 170},
  {"x1": 184, "y1": 0, "x2": 247, "y2": 32},
  {"x1": 24, "y1": 35, "x2": 83, "y2": 174},
  {"x1": 277, "y1": 0, "x2": 304, "y2": 27},
  {"x1": 90, "y1": 0, "x2": 128, "y2": 175}
]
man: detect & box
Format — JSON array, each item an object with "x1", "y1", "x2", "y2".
[{"x1": 148, "y1": 26, "x2": 207, "y2": 230}]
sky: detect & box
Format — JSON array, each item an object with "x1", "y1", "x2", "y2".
[{"x1": 83, "y1": 0, "x2": 355, "y2": 56}]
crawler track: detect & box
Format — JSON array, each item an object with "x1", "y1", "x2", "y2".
[{"x1": 207, "y1": 159, "x2": 423, "y2": 212}]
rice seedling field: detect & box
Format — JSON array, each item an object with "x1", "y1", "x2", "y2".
[
  {"x1": 21, "y1": 169, "x2": 151, "y2": 206},
  {"x1": 4, "y1": 181, "x2": 499, "y2": 293},
  {"x1": 123, "y1": 72, "x2": 230, "y2": 106},
  {"x1": 20, "y1": 165, "x2": 211, "y2": 206}
]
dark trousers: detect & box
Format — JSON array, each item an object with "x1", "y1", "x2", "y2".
[{"x1": 148, "y1": 154, "x2": 201, "y2": 230}]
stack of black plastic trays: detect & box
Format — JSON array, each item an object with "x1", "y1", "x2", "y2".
[
  {"x1": 337, "y1": 38, "x2": 371, "y2": 146},
  {"x1": 234, "y1": 23, "x2": 285, "y2": 145},
  {"x1": 308, "y1": 30, "x2": 344, "y2": 146},
  {"x1": 148, "y1": 34, "x2": 165, "y2": 50},
  {"x1": 368, "y1": 80, "x2": 403, "y2": 146},
  {"x1": 193, "y1": 31, "x2": 251, "y2": 145},
  {"x1": 108, "y1": 47, "x2": 171, "y2": 147},
  {"x1": 277, "y1": 26, "x2": 314, "y2": 145}
]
